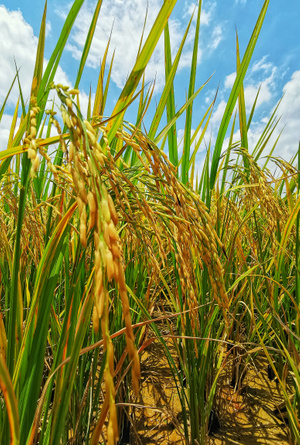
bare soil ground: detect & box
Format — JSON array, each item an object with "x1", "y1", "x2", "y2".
[{"x1": 127, "y1": 340, "x2": 294, "y2": 445}]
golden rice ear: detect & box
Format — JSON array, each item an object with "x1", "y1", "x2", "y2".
[
  {"x1": 95, "y1": 288, "x2": 105, "y2": 319},
  {"x1": 107, "y1": 194, "x2": 118, "y2": 225},
  {"x1": 94, "y1": 251, "x2": 102, "y2": 274},
  {"x1": 87, "y1": 191, "x2": 96, "y2": 214},
  {"x1": 79, "y1": 207, "x2": 87, "y2": 248},
  {"x1": 68, "y1": 141, "x2": 75, "y2": 161},
  {"x1": 113, "y1": 259, "x2": 119, "y2": 281},
  {"x1": 105, "y1": 249, "x2": 114, "y2": 282},
  {"x1": 61, "y1": 107, "x2": 72, "y2": 128},
  {"x1": 68, "y1": 88, "x2": 80, "y2": 95},
  {"x1": 32, "y1": 155, "x2": 40, "y2": 171},
  {"x1": 83, "y1": 119, "x2": 94, "y2": 134},
  {"x1": 103, "y1": 222, "x2": 111, "y2": 248},
  {"x1": 78, "y1": 179, "x2": 88, "y2": 203},
  {"x1": 107, "y1": 220, "x2": 119, "y2": 242},
  {"x1": 27, "y1": 148, "x2": 36, "y2": 159},
  {"x1": 79, "y1": 223, "x2": 87, "y2": 248},
  {"x1": 65, "y1": 97, "x2": 73, "y2": 109},
  {"x1": 92, "y1": 306, "x2": 99, "y2": 334},
  {"x1": 86, "y1": 129, "x2": 97, "y2": 145},
  {"x1": 76, "y1": 196, "x2": 84, "y2": 216},
  {"x1": 101, "y1": 199, "x2": 111, "y2": 223},
  {"x1": 111, "y1": 242, "x2": 121, "y2": 258}
]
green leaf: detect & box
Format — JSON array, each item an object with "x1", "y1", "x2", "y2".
[
  {"x1": 181, "y1": 0, "x2": 202, "y2": 185},
  {"x1": 0, "y1": 354, "x2": 19, "y2": 445},
  {"x1": 154, "y1": 79, "x2": 211, "y2": 144},
  {"x1": 93, "y1": 34, "x2": 111, "y2": 118},
  {"x1": 105, "y1": 0, "x2": 177, "y2": 144},
  {"x1": 31, "y1": 1, "x2": 47, "y2": 98},
  {"x1": 38, "y1": 0, "x2": 85, "y2": 106},
  {"x1": 0, "y1": 73, "x2": 17, "y2": 125},
  {"x1": 74, "y1": 0, "x2": 103, "y2": 90},
  {"x1": 236, "y1": 29, "x2": 250, "y2": 174},
  {"x1": 147, "y1": 13, "x2": 193, "y2": 141},
  {"x1": 210, "y1": 0, "x2": 270, "y2": 192},
  {"x1": 164, "y1": 19, "x2": 178, "y2": 168}
]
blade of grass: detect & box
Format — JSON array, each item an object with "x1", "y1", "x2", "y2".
[
  {"x1": 92, "y1": 35, "x2": 112, "y2": 118},
  {"x1": 154, "y1": 79, "x2": 211, "y2": 144},
  {"x1": 236, "y1": 29, "x2": 250, "y2": 174},
  {"x1": 181, "y1": 0, "x2": 202, "y2": 185},
  {"x1": 0, "y1": 74, "x2": 18, "y2": 124},
  {"x1": 37, "y1": 0, "x2": 85, "y2": 109},
  {"x1": 105, "y1": 0, "x2": 177, "y2": 144},
  {"x1": 164, "y1": 17, "x2": 178, "y2": 168},
  {"x1": 31, "y1": 0, "x2": 47, "y2": 98},
  {"x1": 7, "y1": 2, "x2": 48, "y2": 377},
  {"x1": 247, "y1": 85, "x2": 261, "y2": 130},
  {"x1": 210, "y1": 0, "x2": 270, "y2": 193},
  {"x1": 0, "y1": 354, "x2": 19, "y2": 445},
  {"x1": 147, "y1": 13, "x2": 194, "y2": 141},
  {"x1": 74, "y1": 0, "x2": 103, "y2": 90}
]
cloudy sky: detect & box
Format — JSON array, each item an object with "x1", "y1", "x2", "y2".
[{"x1": 0, "y1": 0, "x2": 300, "y2": 173}]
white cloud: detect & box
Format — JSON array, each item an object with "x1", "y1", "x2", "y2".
[
  {"x1": 177, "y1": 124, "x2": 208, "y2": 158},
  {"x1": 0, "y1": 6, "x2": 71, "y2": 108},
  {"x1": 224, "y1": 72, "x2": 236, "y2": 90},
  {"x1": 54, "y1": 3, "x2": 70, "y2": 20},
  {"x1": 209, "y1": 25, "x2": 223, "y2": 51},
  {"x1": 200, "y1": 9, "x2": 212, "y2": 26},
  {"x1": 46, "y1": 21, "x2": 52, "y2": 37},
  {"x1": 53, "y1": 64, "x2": 71, "y2": 88},
  {"x1": 184, "y1": 1, "x2": 215, "y2": 26},
  {"x1": 65, "y1": 0, "x2": 162, "y2": 89},
  {"x1": 78, "y1": 90, "x2": 96, "y2": 118},
  {"x1": 195, "y1": 58, "x2": 283, "y2": 167},
  {"x1": 244, "y1": 68, "x2": 276, "y2": 111},
  {"x1": 205, "y1": 89, "x2": 216, "y2": 104},
  {"x1": 272, "y1": 70, "x2": 300, "y2": 160},
  {"x1": 243, "y1": 56, "x2": 277, "y2": 112},
  {"x1": 65, "y1": 0, "x2": 205, "y2": 92},
  {"x1": 0, "y1": 5, "x2": 38, "y2": 105},
  {"x1": 211, "y1": 100, "x2": 227, "y2": 128},
  {"x1": 193, "y1": 156, "x2": 206, "y2": 180},
  {"x1": 224, "y1": 59, "x2": 277, "y2": 113},
  {"x1": 252, "y1": 55, "x2": 273, "y2": 73},
  {"x1": 177, "y1": 128, "x2": 185, "y2": 157},
  {"x1": 0, "y1": 114, "x2": 14, "y2": 150},
  {"x1": 0, "y1": 6, "x2": 76, "y2": 152},
  {"x1": 212, "y1": 70, "x2": 300, "y2": 169}
]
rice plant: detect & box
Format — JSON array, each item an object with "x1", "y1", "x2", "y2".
[{"x1": 0, "y1": 0, "x2": 299, "y2": 444}]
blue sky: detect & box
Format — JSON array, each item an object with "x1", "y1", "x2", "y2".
[{"x1": 0, "y1": 0, "x2": 300, "y2": 173}]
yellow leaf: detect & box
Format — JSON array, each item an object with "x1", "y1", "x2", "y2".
[{"x1": 0, "y1": 312, "x2": 7, "y2": 361}]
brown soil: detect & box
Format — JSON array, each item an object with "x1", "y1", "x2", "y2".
[{"x1": 125, "y1": 339, "x2": 294, "y2": 445}]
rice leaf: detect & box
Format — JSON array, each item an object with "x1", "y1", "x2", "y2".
[{"x1": 210, "y1": 0, "x2": 270, "y2": 192}]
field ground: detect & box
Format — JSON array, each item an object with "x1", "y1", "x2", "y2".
[{"x1": 125, "y1": 338, "x2": 293, "y2": 445}]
